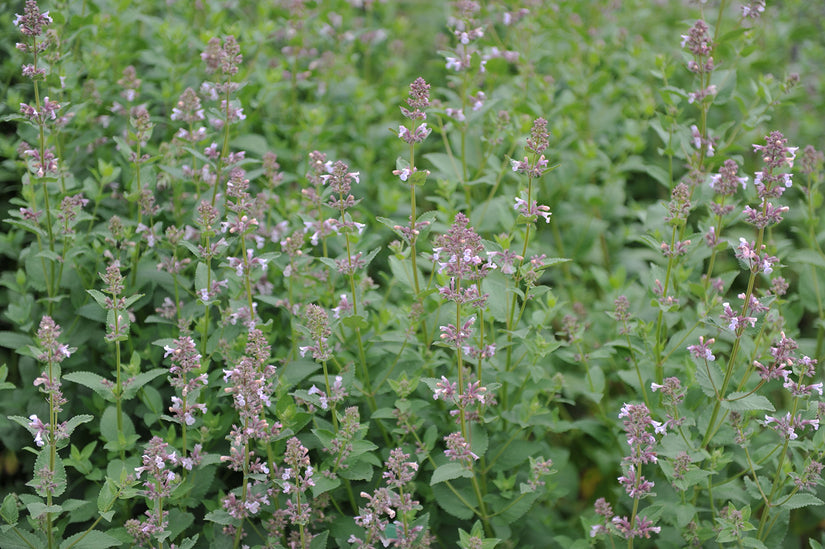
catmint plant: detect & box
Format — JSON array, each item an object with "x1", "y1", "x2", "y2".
[{"x1": 14, "y1": 0, "x2": 60, "y2": 312}]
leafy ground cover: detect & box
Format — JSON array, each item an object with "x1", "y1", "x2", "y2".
[{"x1": 1, "y1": 0, "x2": 825, "y2": 547}]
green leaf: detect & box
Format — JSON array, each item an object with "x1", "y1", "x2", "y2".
[
  {"x1": 63, "y1": 415, "x2": 94, "y2": 438},
  {"x1": 481, "y1": 273, "x2": 509, "y2": 323},
  {"x1": 59, "y1": 529, "x2": 122, "y2": 549},
  {"x1": 341, "y1": 314, "x2": 368, "y2": 330},
  {"x1": 431, "y1": 462, "x2": 473, "y2": 485},
  {"x1": 100, "y1": 406, "x2": 138, "y2": 452},
  {"x1": 122, "y1": 293, "x2": 144, "y2": 309},
  {"x1": 490, "y1": 491, "x2": 539, "y2": 523},
  {"x1": 0, "y1": 528, "x2": 45, "y2": 548},
  {"x1": 1, "y1": 494, "x2": 18, "y2": 525},
  {"x1": 64, "y1": 372, "x2": 115, "y2": 401},
  {"x1": 0, "y1": 364, "x2": 14, "y2": 391},
  {"x1": 309, "y1": 531, "x2": 329, "y2": 549},
  {"x1": 0, "y1": 332, "x2": 33, "y2": 351},
  {"x1": 175, "y1": 536, "x2": 199, "y2": 549},
  {"x1": 25, "y1": 501, "x2": 62, "y2": 519},
  {"x1": 423, "y1": 152, "x2": 459, "y2": 179},
  {"x1": 409, "y1": 168, "x2": 429, "y2": 186},
  {"x1": 121, "y1": 368, "x2": 167, "y2": 400},
  {"x1": 97, "y1": 478, "x2": 119, "y2": 515},
  {"x1": 85, "y1": 289, "x2": 109, "y2": 309},
  {"x1": 168, "y1": 509, "x2": 195, "y2": 542},
  {"x1": 388, "y1": 255, "x2": 415, "y2": 290},
  {"x1": 780, "y1": 493, "x2": 823, "y2": 510},
  {"x1": 204, "y1": 508, "x2": 236, "y2": 526},
  {"x1": 787, "y1": 249, "x2": 825, "y2": 269},
  {"x1": 470, "y1": 423, "x2": 488, "y2": 460},
  {"x1": 311, "y1": 475, "x2": 341, "y2": 497},
  {"x1": 431, "y1": 482, "x2": 474, "y2": 519},
  {"x1": 339, "y1": 459, "x2": 373, "y2": 481},
  {"x1": 721, "y1": 393, "x2": 775, "y2": 412},
  {"x1": 27, "y1": 451, "x2": 67, "y2": 498}
]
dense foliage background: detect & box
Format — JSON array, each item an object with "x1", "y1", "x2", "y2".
[{"x1": 1, "y1": 0, "x2": 825, "y2": 547}]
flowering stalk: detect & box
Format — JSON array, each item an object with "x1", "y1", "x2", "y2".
[
  {"x1": 15, "y1": 1, "x2": 58, "y2": 312},
  {"x1": 592, "y1": 403, "x2": 663, "y2": 546},
  {"x1": 29, "y1": 316, "x2": 72, "y2": 549},
  {"x1": 702, "y1": 131, "x2": 797, "y2": 448},
  {"x1": 98, "y1": 260, "x2": 131, "y2": 459},
  {"x1": 281, "y1": 437, "x2": 316, "y2": 549},
  {"x1": 163, "y1": 336, "x2": 207, "y2": 466},
  {"x1": 202, "y1": 35, "x2": 244, "y2": 207},
  {"x1": 433, "y1": 213, "x2": 494, "y2": 531},
  {"x1": 194, "y1": 200, "x2": 223, "y2": 360},
  {"x1": 504, "y1": 118, "x2": 553, "y2": 384},
  {"x1": 702, "y1": 159, "x2": 749, "y2": 297},
  {"x1": 221, "y1": 329, "x2": 279, "y2": 548},
  {"x1": 170, "y1": 86, "x2": 207, "y2": 207},
  {"x1": 128, "y1": 106, "x2": 154, "y2": 288},
  {"x1": 755, "y1": 342, "x2": 820, "y2": 539},
  {"x1": 444, "y1": 1, "x2": 485, "y2": 202},
  {"x1": 323, "y1": 160, "x2": 375, "y2": 408},
  {"x1": 300, "y1": 304, "x2": 338, "y2": 429},
  {"x1": 653, "y1": 182, "x2": 691, "y2": 384},
  {"x1": 224, "y1": 167, "x2": 264, "y2": 323},
  {"x1": 396, "y1": 77, "x2": 432, "y2": 299},
  {"x1": 126, "y1": 437, "x2": 185, "y2": 548}
]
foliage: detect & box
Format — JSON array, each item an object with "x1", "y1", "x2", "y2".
[{"x1": 1, "y1": 0, "x2": 825, "y2": 548}]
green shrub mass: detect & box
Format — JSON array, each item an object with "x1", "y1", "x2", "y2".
[{"x1": 2, "y1": 1, "x2": 825, "y2": 547}]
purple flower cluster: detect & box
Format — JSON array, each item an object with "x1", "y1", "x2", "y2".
[
  {"x1": 164, "y1": 336, "x2": 208, "y2": 427},
  {"x1": 299, "y1": 304, "x2": 332, "y2": 361},
  {"x1": 591, "y1": 403, "x2": 663, "y2": 541},
  {"x1": 350, "y1": 449, "x2": 426, "y2": 548}
]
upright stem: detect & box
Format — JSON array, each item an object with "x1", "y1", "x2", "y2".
[{"x1": 702, "y1": 226, "x2": 765, "y2": 448}]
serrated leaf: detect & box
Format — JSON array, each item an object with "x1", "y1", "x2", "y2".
[
  {"x1": 59, "y1": 529, "x2": 121, "y2": 549},
  {"x1": 0, "y1": 528, "x2": 44, "y2": 548},
  {"x1": 121, "y1": 368, "x2": 167, "y2": 400},
  {"x1": 309, "y1": 531, "x2": 329, "y2": 549},
  {"x1": 25, "y1": 501, "x2": 62, "y2": 518},
  {"x1": 781, "y1": 493, "x2": 823, "y2": 510},
  {"x1": 28, "y1": 451, "x2": 66, "y2": 498},
  {"x1": 0, "y1": 332, "x2": 33, "y2": 351},
  {"x1": 64, "y1": 372, "x2": 115, "y2": 401},
  {"x1": 204, "y1": 508, "x2": 236, "y2": 525},
  {"x1": 339, "y1": 459, "x2": 373, "y2": 481},
  {"x1": 175, "y1": 536, "x2": 199, "y2": 549},
  {"x1": 63, "y1": 415, "x2": 94, "y2": 438},
  {"x1": 431, "y1": 483, "x2": 474, "y2": 519},
  {"x1": 312, "y1": 475, "x2": 341, "y2": 497},
  {"x1": 721, "y1": 393, "x2": 775, "y2": 412},
  {"x1": 341, "y1": 314, "x2": 368, "y2": 330},
  {"x1": 97, "y1": 478, "x2": 119, "y2": 514},
  {"x1": 431, "y1": 462, "x2": 473, "y2": 485},
  {"x1": 1, "y1": 494, "x2": 18, "y2": 525},
  {"x1": 85, "y1": 289, "x2": 109, "y2": 309}
]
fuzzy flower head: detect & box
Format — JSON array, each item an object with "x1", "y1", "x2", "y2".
[
  {"x1": 752, "y1": 131, "x2": 797, "y2": 198},
  {"x1": 14, "y1": 1, "x2": 52, "y2": 38},
  {"x1": 526, "y1": 117, "x2": 550, "y2": 154},
  {"x1": 709, "y1": 159, "x2": 748, "y2": 195},
  {"x1": 686, "y1": 336, "x2": 715, "y2": 362},
  {"x1": 322, "y1": 159, "x2": 360, "y2": 198},
  {"x1": 681, "y1": 19, "x2": 712, "y2": 57},
  {"x1": 432, "y1": 213, "x2": 491, "y2": 280},
  {"x1": 401, "y1": 77, "x2": 430, "y2": 120},
  {"x1": 202, "y1": 35, "x2": 242, "y2": 76},
  {"x1": 742, "y1": 0, "x2": 766, "y2": 18},
  {"x1": 618, "y1": 403, "x2": 662, "y2": 465},
  {"x1": 299, "y1": 304, "x2": 332, "y2": 361}
]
